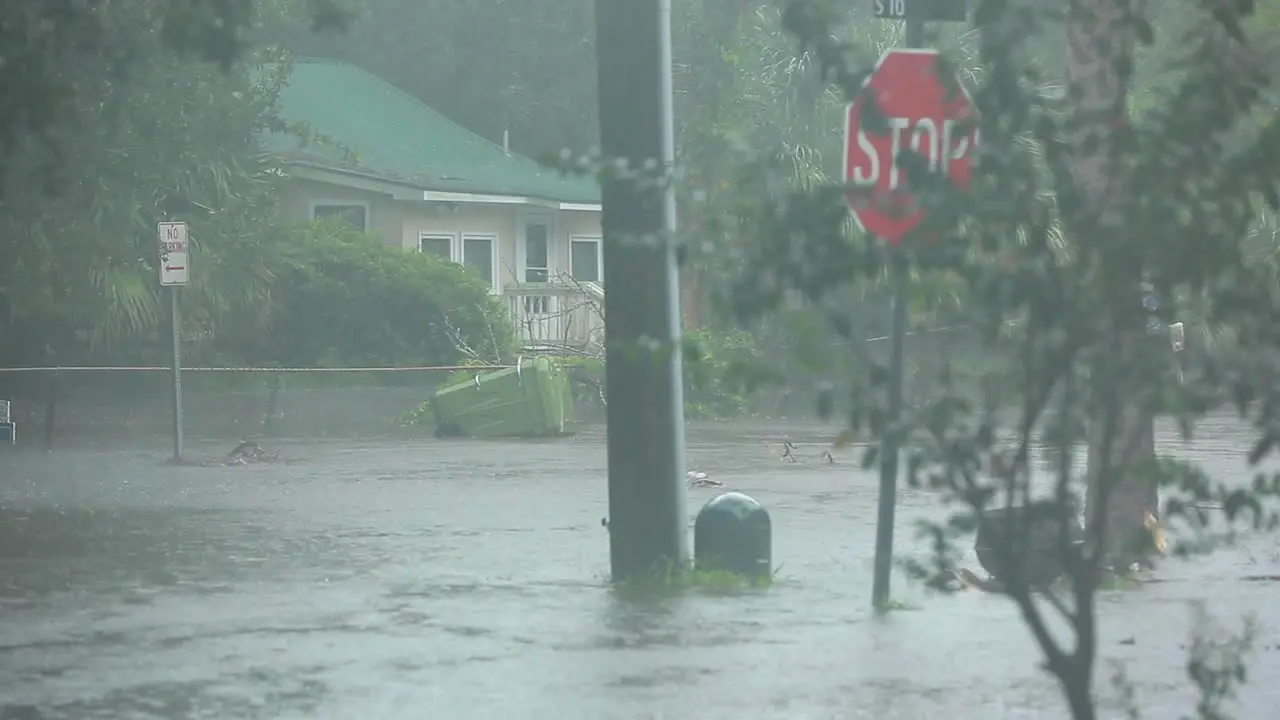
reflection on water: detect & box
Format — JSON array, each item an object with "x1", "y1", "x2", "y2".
[{"x1": 1, "y1": 415, "x2": 1278, "y2": 719}]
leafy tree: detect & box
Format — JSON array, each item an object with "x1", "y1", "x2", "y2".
[
  {"x1": 710, "y1": 0, "x2": 1280, "y2": 716},
  {"x1": 0, "y1": 0, "x2": 348, "y2": 178},
  {"x1": 0, "y1": 0, "x2": 357, "y2": 367},
  {"x1": 0, "y1": 19, "x2": 298, "y2": 366}
]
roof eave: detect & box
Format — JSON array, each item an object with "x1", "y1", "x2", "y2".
[
  {"x1": 275, "y1": 155, "x2": 601, "y2": 209},
  {"x1": 421, "y1": 190, "x2": 601, "y2": 213}
]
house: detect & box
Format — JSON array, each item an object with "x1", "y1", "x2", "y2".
[{"x1": 267, "y1": 58, "x2": 605, "y2": 352}]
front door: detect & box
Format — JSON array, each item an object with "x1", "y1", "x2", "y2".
[{"x1": 520, "y1": 215, "x2": 559, "y2": 345}]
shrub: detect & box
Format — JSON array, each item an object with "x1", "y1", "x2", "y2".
[
  {"x1": 251, "y1": 220, "x2": 514, "y2": 368},
  {"x1": 681, "y1": 327, "x2": 770, "y2": 418}
]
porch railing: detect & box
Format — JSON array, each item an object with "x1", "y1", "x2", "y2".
[{"x1": 503, "y1": 281, "x2": 605, "y2": 352}]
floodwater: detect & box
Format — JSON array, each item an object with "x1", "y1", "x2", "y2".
[{"x1": 1, "y1": 417, "x2": 1278, "y2": 719}]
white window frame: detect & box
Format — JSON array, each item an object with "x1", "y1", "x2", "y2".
[
  {"x1": 308, "y1": 199, "x2": 371, "y2": 232},
  {"x1": 569, "y1": 235, "x2": 603, "y2": 283},
  {"x1": 460, "y1": 233, "x2": 500, "y2": 292},
  {"x1": 418, "y1": 232, "x2": 459, "y2": 261},
  {"x1": 518, "y1": 212, "x2": 554, "y2": 284}
]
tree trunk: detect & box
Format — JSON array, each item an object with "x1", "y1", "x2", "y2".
[
  {"x1": 1065, "y1": 0, "x2": 1157, "y2": 570},
  {"x1": 1084, "y1": 328, "x2": 1159, "y2": 569}
]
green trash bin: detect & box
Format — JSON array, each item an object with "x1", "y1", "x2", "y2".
[
  {"x1": 694, "y1": 492, "x2": 772, "y2": 579},
  {"x1": 431, "y1": 356, "x2": 574, "y2": 438}
]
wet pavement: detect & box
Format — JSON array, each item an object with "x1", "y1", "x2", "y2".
[{"x1": 1, "y1": 416, "x2": 1278, "y2": 719}]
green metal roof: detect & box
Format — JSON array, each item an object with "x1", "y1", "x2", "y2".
[{"x1": 266, "y1": 58, "x2": 600, "y2": 204}]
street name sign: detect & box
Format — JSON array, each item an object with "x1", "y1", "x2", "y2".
[{"x1": 872, "y1": 0, "x2": 967, "y2": 22}]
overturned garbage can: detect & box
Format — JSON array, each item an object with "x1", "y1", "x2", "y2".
[
  {"x1": 694, "y1": 492, "x2": 771, "y2": 580},
  {"x1": 976, "y1": 500, "x2": 1083, "y2": 589},
  {"x1": 430, "y1": 356, "x2": 574, "y2": 438}
]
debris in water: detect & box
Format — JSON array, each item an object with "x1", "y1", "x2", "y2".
[
  {"x1": 765, "y1": 438, "x2": 834, "y2": 464},
  {"x1": 687, "y1": 471, "x2": 722, "y2": 488},
  {"x1": 201, "y1": 441, "x2": 280, "y2": 466},
  {"x1": 949, "y1": 567, "x2": 1007, "y2": 593}
]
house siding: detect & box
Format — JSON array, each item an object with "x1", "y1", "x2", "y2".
[
  {"x1": 278, "y1": 177, "x2": 603, "y2": 293},
  {"x1": 401, "y1": 206, "x2": 517, "y2": 288},
  {"x1": 279, "y1": 178, "x2": 405, "y2": 244}
]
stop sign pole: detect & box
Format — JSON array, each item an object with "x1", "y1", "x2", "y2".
[
  {"x1": 846, "y1": 16, "x2": 976, "y2": 611},
  {"x1": 874, "y1": 20, "x2": 922, "y2": 615}
]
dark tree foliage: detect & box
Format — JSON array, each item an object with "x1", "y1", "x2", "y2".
[
  {"x1": 0, "y1": 0, "x2": 349, "y2": 195},
  {"x1": 0, "y1": 4, "x2": 307, "y2": 367},
  {"x1": 703, "y1": 0, "x2": 1280, "y2": 716}
]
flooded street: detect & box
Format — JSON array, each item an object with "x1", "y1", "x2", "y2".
[{"x1": 2, "y1": 417, "x2": 1279, "y2": 719}]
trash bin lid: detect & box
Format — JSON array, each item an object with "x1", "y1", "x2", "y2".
[{"x1": 699, "y1": 491, "x2": 765, "y2": 519}]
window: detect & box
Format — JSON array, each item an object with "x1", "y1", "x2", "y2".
[
  {"x1": 311, "y1": 202, "x2": 369, "y2": 232},
  {"x1": 419, "y1": 233, "x2": 456, "y2": 261},
  {"x1": 524, "y1": 221, "x2": 549, "y2": 283},
  {"x1": 570, "y1": 237, "x2": 602, "y2": 283},
  {"x1": 418, "y1": 233, "x2": 496, "y2": 289},
  {"x1": 462, "y1": 234, "x2": 497, "y2": 290}
]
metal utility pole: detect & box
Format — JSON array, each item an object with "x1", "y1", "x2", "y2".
[
  {"x1": 870, "y1": 16, "x2": 926, "y2": 611},
  {"x1": 595, "y1": 0, "x2": 690, "y2": 581}
]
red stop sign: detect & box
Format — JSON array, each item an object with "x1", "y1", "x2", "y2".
[{"x1": 843, "y1": 48, "x2": 979, "y2": 244}]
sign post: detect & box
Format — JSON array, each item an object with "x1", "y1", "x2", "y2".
[
  {"x1": 844, "y1": 26, "x2": 978, "y2": 609},
  {"x1": 158, "y1": 221, "x2": 190, "y2": 463}
]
